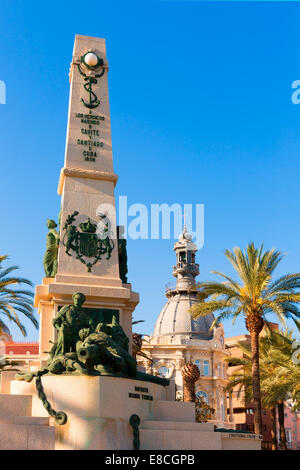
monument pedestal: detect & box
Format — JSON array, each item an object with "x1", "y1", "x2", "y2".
[
  {"x1": 35, "y1": 277, "x2": 139, "y2": 362},
  {"x1": 10, "y1": 376, "x2": 262, "y2": 450},
  {"x1": 11, "y1": 375, "x2": 167, "y2": 450}
]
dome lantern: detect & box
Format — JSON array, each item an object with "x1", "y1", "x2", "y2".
[
  {"x1": 172, "y1": 222, "x2": 199, "y2": 291},
  {"x1": 153, "y1": 222, "x2": 214, "y2": 339}
]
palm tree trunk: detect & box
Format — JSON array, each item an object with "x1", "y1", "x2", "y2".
[
  {"x1": 250, "y1": 329, "x2": 263, "y2": 435},
  {"x1": 277, "y1": 401, "x2": 287, "y2": 450},
  {"x1": 270, "y1": 406, "x2": 277, "y2": 450},
  {"x1": 183, "y1": 380, "x2": 195, "y2": 402}
]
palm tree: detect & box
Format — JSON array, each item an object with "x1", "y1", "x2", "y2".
[
  {"x1": 225, "y1": 329, "x2": 300, "y2": 449},
  {"x1": 0, "y1": 255, "x2": 37, "y2": 336},
  {"x1": 190, "y1": 243, "x2": 300, "y2": 435},
  {"x1": 181, "y1": 362, "x2": 200, "y2": 402},
  {"x1": 259, "y1": 328, "x2": 300, "y2": 450},
  {"x1": 225, "y1": 340, "x2": 277, "y2": 448}
]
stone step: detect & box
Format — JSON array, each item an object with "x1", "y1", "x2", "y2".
[
  {"x1": 140, "y1": 428, "x2": 222, "y2": 450},
  {"x1": 0, "y1": 423, "x2": 55, "y2": 450},
  {"x1": 14, "y1": 416, "x2": 49, "y2": 426},
  {"x1": 151, "y1": 400, "x2": 195, "y2": 422},
  {"x1": 141, "y1": 420, "x2": 214, "y2": 432},
  {"x1": 0, "y1": 394, "x2": 32, "y2": 420}
]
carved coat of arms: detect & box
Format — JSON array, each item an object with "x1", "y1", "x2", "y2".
[{"x1": 62, "y1": 211, "x2": 114, "y2": 272}]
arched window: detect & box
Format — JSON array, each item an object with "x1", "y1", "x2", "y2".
[
  {"x1": 157, "y1": 365, "x2": 170, "y2": 378},
  {"x1": 196, "y1": 390, "x2": 209, "y2": 404}
]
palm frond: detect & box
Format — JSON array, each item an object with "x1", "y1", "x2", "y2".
[{"x1": 0, "y1": 256, "x2": 37, "y2": 336}]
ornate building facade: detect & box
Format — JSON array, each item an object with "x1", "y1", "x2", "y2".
[{"x1": 138, "y1": 224, "x2": 232, "y2": 426}]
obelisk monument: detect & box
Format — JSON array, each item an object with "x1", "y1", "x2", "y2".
[
  {"x1": 35, "y1": 35, "x2": 139, "y2": 362},
  {"x1": 7, "y1": 35, "x2": 262, "y2": 451}
]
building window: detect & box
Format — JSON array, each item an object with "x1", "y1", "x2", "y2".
[
  {"x1": 203, "y1": 360, "x2": 210, "y2": 376},
  {"x1": 157, "y1": 365, "x2": 170, "y2": 378},
  {"x1": 195, "y1": 360, "x2": 210, "y2": 376},
  {"x1": 233, "y1": 408, "x2": 245, "y2": 414},
  {"x1": 179, "y1": 252, "x2": 186, "y2": 263}
]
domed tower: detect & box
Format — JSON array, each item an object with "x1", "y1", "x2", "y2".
[
  {"x1": 153, "y1": 223, "x2": 214, "y2": 340},
  {"x1": 139, "y1": 224, "x2": 230, "y2": 426}
]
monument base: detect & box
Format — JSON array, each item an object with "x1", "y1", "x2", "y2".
[{"x1": 9, "y1": 375, "x2": 261, "y2": 450}]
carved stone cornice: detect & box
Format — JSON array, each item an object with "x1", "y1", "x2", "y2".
[{"x1": 57, "y1": 167, "x2": 118, "y2": 194}]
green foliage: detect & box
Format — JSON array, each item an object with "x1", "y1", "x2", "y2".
[
  {"x1": 0, "y1": 255, "x2": 37, "y2": 336},
  {"x1": 225, "y1": 328, "x2": 300, "y2": 410},
  {"x1": 190, "y1": 242, "x2": 300, "y2": 434},
  {"x1": 190, "y1": 242, "x2": 300, "y2": 330}
]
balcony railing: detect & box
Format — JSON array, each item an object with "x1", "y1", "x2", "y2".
[{"x1": 173, "y1": 262, "x2": 199, "y2": 272}]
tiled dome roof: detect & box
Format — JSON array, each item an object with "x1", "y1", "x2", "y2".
[{"x1": 153, "y1": 292, "x2": 214, "y2": 339}]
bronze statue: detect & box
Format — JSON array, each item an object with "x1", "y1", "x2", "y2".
[
  {"x1": 111, "y1": 314, "x2": 129, "y2": 351},
  {"x1": 76, "y1": 322, "x2": 137, "y2": 377},
  {"x1": 43, "y1": 219, "x2": 59, "y2": 277},
  {"x1": 52, "y1": 293, "x2": 88, "y2": 357},
  {"x1": 16, "y1": 292, "x2": 169, "y2": 425}
]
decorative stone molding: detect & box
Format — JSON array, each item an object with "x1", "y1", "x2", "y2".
[
  {"x1": 190, "y1": 351, "x2": 211, "y2": 359},
  {"x1": 141, "y1": 358, "x2": 153, "y2": 374},
  {"x1": 174, "y1": 357, "x2": 185, "y2": 371},
  {"x1": 57, "y1": 167, "x2": 119, "y2": 194},
  {"x1": 213, "y1": 324, "x2": 225, "y2": 349}
]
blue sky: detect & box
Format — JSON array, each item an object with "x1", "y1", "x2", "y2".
[{"x1": 1, "y1": 0, "x2": 300, "y2": 341}]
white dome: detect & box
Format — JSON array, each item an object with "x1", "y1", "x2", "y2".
[{"x1": 153, "y1": 292, "x2": 214, "y2": 339}]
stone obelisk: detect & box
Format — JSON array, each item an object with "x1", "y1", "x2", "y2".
[{"x1": 35, "y1": 35, "x2": 139, "y2": 362}]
